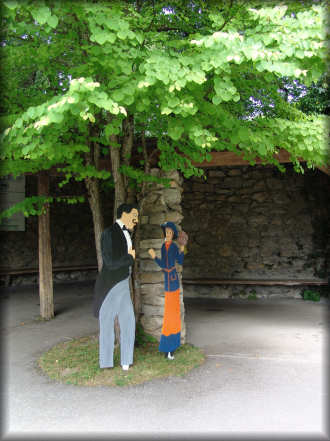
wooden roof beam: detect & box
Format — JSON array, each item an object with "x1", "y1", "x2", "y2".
[
  {"x1": 191, "y1": 149, "x2": 303, "y2": 167},
  {"x1": 192, "y1": 150, "x2": 329, "y2": 176},
  {"x1": 24, "y1": 149, "x2": 329, "y2": 176},
  {"x1": 317, "y1": 165, "x2": 330, "y2": 176}
]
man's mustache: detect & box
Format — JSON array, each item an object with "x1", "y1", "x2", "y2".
[{"x1": 126, "y1": 220, "x2": 138, "y2": 231}]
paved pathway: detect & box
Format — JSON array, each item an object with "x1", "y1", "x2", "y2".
[{"x1": 1, "y1": 283, "x2": 329, "y2": 439}]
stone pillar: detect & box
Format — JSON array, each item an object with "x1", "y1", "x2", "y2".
[{"x1": 138, "y1": 169, "x2": 186, "y2": 343}]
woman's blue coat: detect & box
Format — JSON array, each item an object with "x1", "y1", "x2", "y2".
[{"x1": 154, "y1": 241, "x2": 184, "y2": 291}]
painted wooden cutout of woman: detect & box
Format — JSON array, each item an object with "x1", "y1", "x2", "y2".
[{"x1": 148, "y1": 222, "x2": 188, "y2": 360}]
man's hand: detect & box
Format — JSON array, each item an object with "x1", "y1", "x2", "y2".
[
  {"x1": 148, "y1": 248, "x2": 156, "y2": 259},
  {"x1": 128, "y1": 248, "x2": 136, "y2": 259}
]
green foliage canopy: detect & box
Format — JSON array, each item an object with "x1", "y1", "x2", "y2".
[{"x1": 0, "y1": 0, "x2": 329, "y2": 220}]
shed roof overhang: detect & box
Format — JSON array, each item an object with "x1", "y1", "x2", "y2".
[
  {"x1": 25, "y1": 148, "x2": 330, "y2": 177},
  {"x1": 191, "y1": 150, "x2": 330, "y2": 176}
]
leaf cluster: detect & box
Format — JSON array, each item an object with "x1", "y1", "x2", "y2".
[{"x1": 0, "y1": 0, "x2": 329, "y2": 219}]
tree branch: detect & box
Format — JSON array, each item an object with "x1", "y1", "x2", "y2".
[{"x1": 141, "y1": 128, "x2": 150, "y2": 174}]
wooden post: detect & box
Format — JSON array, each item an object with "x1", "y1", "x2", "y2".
[{"x1": 38, "y1": 171, "x2": 54, "y2": 320}]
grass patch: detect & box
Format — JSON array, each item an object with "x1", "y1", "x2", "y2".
[
  {"x1": 248, "y1": 290, "x2": 257, "y2": 300},
  {"x1": 38, "y1": 332, "x2": 205, "y2": 387},
  {"x1": 302, "y1": 289, "x2": 320, "y2": 302}
]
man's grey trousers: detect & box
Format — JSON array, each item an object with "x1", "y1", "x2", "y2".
[{"x1": 99, "y1": 277, "x2": 135, "y2": 368}]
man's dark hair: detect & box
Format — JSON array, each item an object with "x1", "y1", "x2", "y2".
[{"x1": 117, "y1": 203, "x2": 139, "y2": 219}]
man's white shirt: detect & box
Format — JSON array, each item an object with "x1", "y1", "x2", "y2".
[{"x1": 116, "y1": 219, "x2": 132, "y2": 251}]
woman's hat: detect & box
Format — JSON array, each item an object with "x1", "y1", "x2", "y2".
[{"x1": 161, "y1": 221, "x2": 178, "y2": 239}]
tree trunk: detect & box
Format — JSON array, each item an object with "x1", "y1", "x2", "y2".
[
  {"x1": 132, "y1": 220, "x2": 141, "y2": 324},
  {"x1": 109, "y1": 134, "x2": 127, "y2": 345},
  {"x1": 109, "y1": 118, "x2": 138, "y2": 338},
  {"x1": 84, "y1": 131, "x2": 104, "y2": 272},
  {"x1": 38, "y1": 171, "x2": 54, "y2": 320},
  {"x1": 110, "y1": 134, "x2": 126, "y2": 222},
  {"x1": 85, "y1": 177, "x2": 104, "y2": 272},
  {"x1": 132, "y1": 129, "x2": 150, "y2": 324},
  {"x1": 122, "y1": 115, "x2": 134, "y2": 191},
  {"x1": 121, "y1": 116, "x2": 141, "y2": 320}
]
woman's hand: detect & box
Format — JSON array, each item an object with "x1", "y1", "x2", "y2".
[
  {"x1": 177, "y1": 230, "x2": 188, "y2": 247},
  {"x1": 148, "y1": 248, "x2": 156, "y2": 259}
]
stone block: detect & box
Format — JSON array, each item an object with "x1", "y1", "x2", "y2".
[
  {"x1": 272, "y1": 193, "x2": 291, "y2": 204},
  {"x1": 227, "y1": 196, "x2": 241, "y2": 203},
  {"x1": 163, "y1": 188, "x2": 182, "y2": 205},
  {"x1": 143, "y1": 202, "x2": 167, "y2": 214},
  {"x1": 141, "y1": 304, "x2": 164, "y2": 316},
  {"x1": 239, "y1": 186, "x2": 253, "y2": 195},
  {"x1": 183, "y1": 192, "x2": 204, "y2": 201},
  {"x1": 223, "y1": 177, "x2": 242, "y2": 188},
  {"x1": 169, "y1": 203, "x2": 182, "y2": 213},
  {"x1": 228, "y1": 169, "x2": 242, "y2": 176},
  {"x1": 219, "y1": 246, "x2": 232, "y2": 257},
  {"x1": 149, "y1": 328, "x2": 162, "y2": 341},
  {"x1": 248, "y1": 215, "x2": 268, "y2": 225},
  {"x1": 160, "y1": 169, "x2": 182, "y2": 184},
  {"x1": 140, "y1": 283, "x2": 164, "y2": 296},
  {"x1": 140, "y1": 224, "x2": 163, "y2": 239},
  {"x1": 139, "y1": 249, "x2": 154, "y2": 259},
  {"x1": 251, "y1": 192, "x2": 268, "y2": 203},
  {"x1": 150, "y1": 168, "x2": 160, "y2": 177},
  {"x1": 270, "y1": 217, "x2": 283, "y2": 226},
  {"x1": 170, "y1": 180, "x2": 183, "y2": 189},
  {"x1": 205, "y1": 194, "x2": 224, "y2": 202},
  {"x1": 266, "y1": 178, "x2": 284, "y2": 190},
  {"x1": 192, "y1": 183, "x2": 214, "y2": 192},
  {"x1": 141, "y1": 293, "x2": 165, "y2": 307},
  {"x1": 208, "y1": 170, "x2": 225, "y2": 178},
  {"x1": 140, "y1": 238, "x2": 164, "y2": 249},
  {"x1": 181, "y1": 267, "x2": 197, "y2": 278},
  {"x1": 206, "y1": 177, "x2": 222, "y2": 185},
  {"x1": 139, "y1": 272, "x2": 164, "y2": 283},
  {"x1": 142, "y1": 192, "x2": 160, "y2": 204},
  {"x1": 246, "y1": 263, "x2": 265, "y2": 270},
  {"x1": 166, "y1": 211, "x2": 184, "y2": 223},
  {"x1": 139, "y1": 259, "x2": 162, "y2": 272},
  {"x1": 268, "y1": 293, "x2": 291, "y2": 299},
  {"x1": 149, "y1": 213, "x2": 166, "y2": 225},
  {"x1": 182, "y1": 285, "x2": 199, "y2": 298},
  {"x1": 214, "y1": 188, "x2": 232, "y2": 194},
  {"x1": 253, "y1": 181, "x2": 267, "y2": 191},
  {"x1": 259, "y1": 246, "x2": 276, "y2": 258},
  {"x1": 140, "y1": 315, "x2": 163, "y2": 332},
  {"x1": 280, "y1": 244, "x2": 298, "y2": 257},
  {"x1": 182, "y1": 217, "x2": 205, "y2": 232}
]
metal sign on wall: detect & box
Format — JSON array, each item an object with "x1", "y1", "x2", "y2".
[{"x1": 0, "y1": 175, "x2": 26, "y2": 231}]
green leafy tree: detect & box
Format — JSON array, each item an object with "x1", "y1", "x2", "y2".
[
  {"x1": 276, "y1": 74, "x2": 329, "y2": 115},
  {"x1": 1, "y1": 0, "x2": 328, "y2": 278},
  {"x1": 295, "y1": 77, "x2": 329, "y2": 115}
]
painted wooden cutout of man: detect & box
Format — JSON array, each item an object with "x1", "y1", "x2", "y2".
[{"x1": 93, "y1": 203, "x2": 139, "y2": 371}]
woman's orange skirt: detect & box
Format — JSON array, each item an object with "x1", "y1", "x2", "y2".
[{"x1": 159, "y1": 289, "x2": 181, "y2": 353}]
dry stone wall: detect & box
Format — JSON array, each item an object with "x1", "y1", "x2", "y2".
[
  {"x1": 182, "y1": 164, "x2": 330, "y2": 299},
  {"x1": 2, "y1": 165, "x2": 329, "y2": 305},
  {"x1": 0, "y1": 175, "x2": 113, "y2": 286}
]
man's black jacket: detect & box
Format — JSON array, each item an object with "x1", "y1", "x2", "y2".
[{"x1": 93, "y1": 222, "x2": 134, "y2": 318}]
